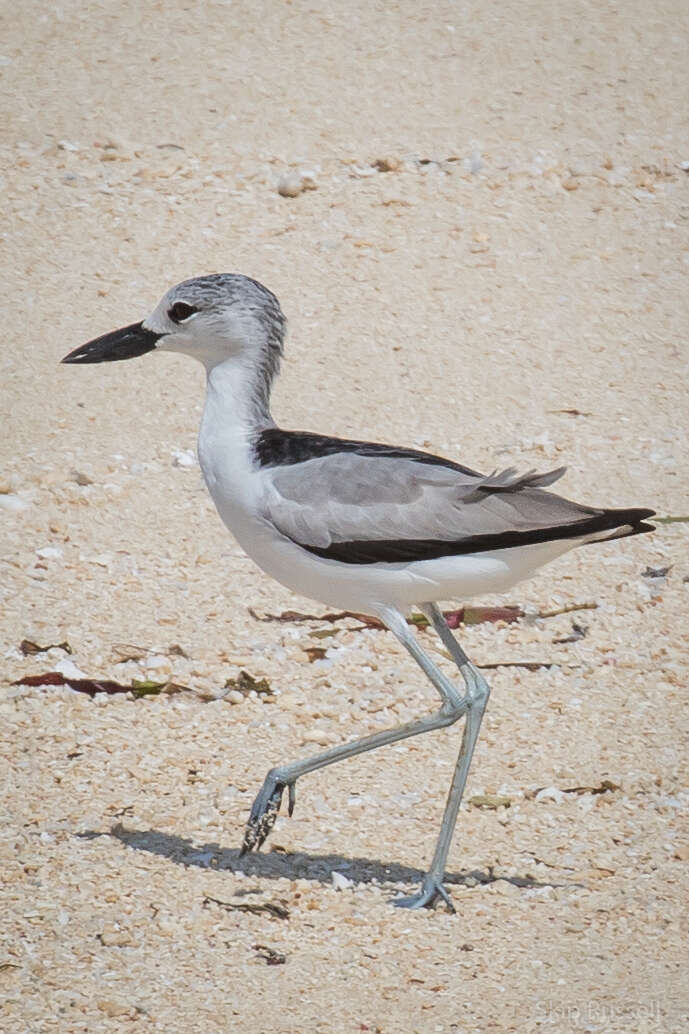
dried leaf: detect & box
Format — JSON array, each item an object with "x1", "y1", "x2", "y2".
[
  {"x1": 642, "y1": 565, "x2": 672, "y2": 578},
  {"x1": 130, "y1": 679, "x2": 188, "y2": 699},
  {"x1": 223, "y1": 670, "x2": 273, "y2": 697},
  {"x1": 167, "y1": 643, "x2": 188, "y2": 657},
  {"x1": 19, "y1": 639, "x2": 72, "y2": 656},
  {"x1": 13, "y1": 672, "x2": 188, "y2": 699},
  {"x1": 477, "y1": 660, "x2": 561, "y2": 671},
  {"x1": 249, "y1": 607, "x2": 376, "y2": 626},
  {"x1": 111, "y1": 643, "x2": 149, "y2": 663},
  {"x1": 526, "y1": 780, "x2": 619, "y2": 800},
  {"x1": 468, "y1": 794, "x2": 512, "y2": 810},
  {"x1": 548, "y1": 408, "x2": 592, "y2": 417},
  {"x1": 450, "y1": 605, "x2": 523, "y2": 627},
  {"x1": 253, "y1": 943, "x2": 286, "y2": 965},
  {"x1": 303, "y1": 646, "x2": 328, "y2": 663},
  {"x1": 14, "y1": 672, "x2": 127, "y2": 695},
  {"x1": 203, "y1": 895, "x2": 289, "y2": 919},
  {"x1": 539, "y1": 602, "x2": 598, "y2": 619},
  {"x1": 251, "y1": 605, "x2": 522, "y2": 631},
  {"x1": 562, "y1": 779, "x2": 619, "y2": 796}
]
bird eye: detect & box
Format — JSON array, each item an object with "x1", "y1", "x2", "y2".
[{"x1": 168, "y1": 301, "x2": 198, "y2": 324}]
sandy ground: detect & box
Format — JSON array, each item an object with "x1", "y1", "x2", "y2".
[{"x1": 2, "y1": 1, "x2": 689, "y2": 1031}]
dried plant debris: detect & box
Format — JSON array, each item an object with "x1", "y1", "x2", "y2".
[
  {"x1": 548, "y1": 408, "x2": 593, "y2": 417},
  {"x1": 251, "y1": 602, "x2": 598, "y2": 633},
  {"x1": 373, "y1": 156, "x2": 401, "y2": 172},
  {"x1": 19, "y1": 638, "x2": 72, "y2": 655},
  {"x1": 642, "y1": 565, "x2": 672, "y2": 579},
  {"x1": 308, "y1": 627, "x2": 339, "y2": 640},
  {"x1": 468, "y1": 794, "x2": 512, "y2": 810},
  {"x1": 526, "y1": 779, "x2": 620, "y2": 800},
  {"x1": 111, "y1": 642, "x2": 188, "y2": 662},
  {"x1": 537, "y1": 601, "x2": 598, "y2": 618},
  {"x1": 416, "y1": 606, "x2": 524, "y2": 629},
  {"x1": 223, "y1": 670, "x2": 273, "y2": 698},
  {"x1": 250, "y1": 605, "x2": 523, "y2": 630},
  {"x1": 655, "y1": 514, "x2": 689, "y2": 524},
  {"x1": 203, "y1": 895, "x2": 289, "y2": 920},
  {"x1": 12, "y1": 671, "x2": 190, "y2": 699},
  {"x1": 129, "y1": 679, "x2": 190, "y2": 699},
  {"x1": 476, "y1": 660, "x2": 567, "y2": 672},
  {"x1": 253, "y1": 944, "x2": 286, "y2": 965},
  {"x1": 111, "y1": 643, "x2": 150, "y2": 663},
  {"x1": 303, "y1": 646, "x2": 329, "y2": 663},
  {"x1": 249, "y1": 607, "x2": 381, "y2": 626},
  {"x1": 552, "y1": 620, "x2": 588, "y2": 644},
  {"x1": 167, "y1": 643, "x2": 189, "y2": 658}
]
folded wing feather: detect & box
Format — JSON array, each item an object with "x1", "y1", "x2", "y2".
[{"x1": 260, "y1": 451, "x2": 596, "y2": 552}]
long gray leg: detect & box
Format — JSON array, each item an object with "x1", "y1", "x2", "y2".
[
  {"x1": 391, "y1": 602, "x2": 490, "y2": 911},
  {"x1": 240, "y1": 606, "x2": 467, "y2": 856}
]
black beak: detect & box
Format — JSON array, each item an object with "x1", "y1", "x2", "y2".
[{"x1": 61, "y1": 321, "x2": 162, "y2": 364}]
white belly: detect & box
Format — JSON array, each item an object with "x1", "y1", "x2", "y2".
[{"x1": 204, "y1": 471, "x2": 579, "y2": 614}]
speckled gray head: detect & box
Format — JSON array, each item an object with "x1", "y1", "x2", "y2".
[{"x1": 62, "y1": 273, "x2": 286, "y2": 370}]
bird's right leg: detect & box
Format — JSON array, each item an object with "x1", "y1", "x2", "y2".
[{"x1": 240, "y1": 608, "x2": 467, "y2": 856}]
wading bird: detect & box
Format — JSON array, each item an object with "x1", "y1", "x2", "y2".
[{"x1": 63, "y1": 274, "x2": 654, "y2": 910}]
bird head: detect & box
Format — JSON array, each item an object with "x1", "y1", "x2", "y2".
[{"x1": 62, "y1": 273, "x2": 286, "y2": 370}]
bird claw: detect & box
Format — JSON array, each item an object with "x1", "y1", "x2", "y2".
[
  {"x1": 392, "y1": 875, "x2": 456, "y2": 913},
  {"x1": 240, "y1": 770, "x2": 295, "y2": 855}
]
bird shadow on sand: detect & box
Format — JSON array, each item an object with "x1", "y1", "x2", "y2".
[{"x1": 77, "y1": 823, "x2": 574, "y2": 892}]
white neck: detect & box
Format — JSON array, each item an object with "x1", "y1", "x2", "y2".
[{"x1": 203, "y1": 353, "x2": 276, "y2": 434}]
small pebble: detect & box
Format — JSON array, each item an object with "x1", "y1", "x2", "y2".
[
  {"x1": 374, "y1": 157, "x2": 400, "y2": 172},
  {"x1": 171, "y1": 448, "x2": 196, "y2": 468},
  {"x1": 277, "y1": 173, "x2": 302, "y2": 197},
  {"x1": 144, "y1": 655, "x2": 173, "y2": 677},
  {"x1": 301, "y1": 729, "x2": 335, "y2": 746},
  {"x1": 467, "y1": 150, "x2": 484, "y2": 174},
  {"x1": 277, "y1": 171, "x2": 317, "y2": 197},
  {"x1": 97, "y1": 998, "x2": 132, "y2": 1017},
  {"x1": 331, "y1": 870, "x2": 354, "y2": 891},
  {"x1": 0, "y1": 494, "x2": 27, "y2": 511},
  {"x1": 36, "y1": 546, "x2": 62, "y2": 559},
  {"x1": 535, "y1": 786, "x2": 566, "y2": 804},
  {"x1": 100, "y1": 923, "x2": 133, "y2": 947}
]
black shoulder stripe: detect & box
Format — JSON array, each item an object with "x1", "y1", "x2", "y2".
[
  {"x1": 254, "y1": 428, "x2": 479, "y2": 476},
  {"x1": 300, "y1": 509, "x2": 655, "y2": 565}
]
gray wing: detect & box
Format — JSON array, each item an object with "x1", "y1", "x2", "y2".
[{"x1": 258, "y1": 451, "x2": 607, "y2": 562}]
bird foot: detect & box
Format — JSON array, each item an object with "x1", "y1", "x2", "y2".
[
  {"x1": 392, "y1": 875, "x2": 456, "y2": 913},
  {"x1": 240, "y1": 769, "x2": 296, "y2": 855}
]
